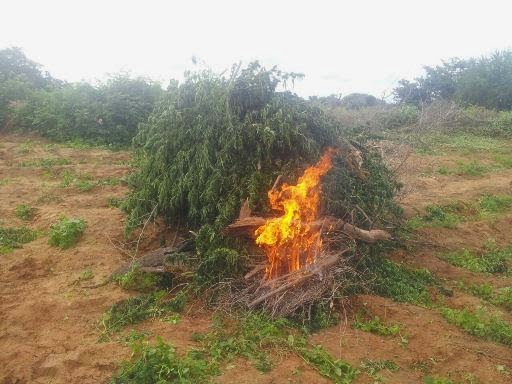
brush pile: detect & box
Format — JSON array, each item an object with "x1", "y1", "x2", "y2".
[{"x1": 123, "y1": 62, "x2": 401, "y2": 317}]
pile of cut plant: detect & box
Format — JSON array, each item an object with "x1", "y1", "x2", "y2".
[{"x1": 122, "y1": 62, "x2": 402, "y2": 318}]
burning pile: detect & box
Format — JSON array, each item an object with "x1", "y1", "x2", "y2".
[
  {"x1": 255, "y1": 148, "x2": 339, "y2": 279},
  {"x1": 224, "y1": 147, "x2": 392, "y2": 316}
]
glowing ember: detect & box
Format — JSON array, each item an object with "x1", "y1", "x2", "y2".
[{"x1": 255, "y1": 148, "x2": 339, "y2": 279}]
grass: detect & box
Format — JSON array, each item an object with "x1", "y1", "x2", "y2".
[
  {"x1": 48, "y1": 216, "x2": 86, "y2": 249},
  {"x1": 60, "y1": 171, "x2": 123, "y2": 192},
  {"x1": 353, "y1": 314, "x2": 401, "y2": 336},
  {"x1": 405, "y1": 195, "x2": 512, "y2": 230},
  {"x1": 493, "y1": 154, "x2": 512, "y2": 168},
  {"x1": 442, "y1": 242, "x2": 512, "y2": 274},
  {"x1": 438, "y1": 161, "x2": 489, "y2": 177},
  {"x1": 14, "y1": 203, "x2": 35, "y2": 220},
  {"x1": 112, "y1": 266, "x2": 162, "y2": 292},
  {"x1": 405, "y1": 204, "x2": 461, "y2": 230},
  {"x1": 441, "y1": 307, "x2": 512, "y2": 346},
  {"x1": 16, "y1": 141, "x2": 33, "y2": 154},
  {"x1": 21, "y1": 157, "x2": 71, "y2": 169},
  {"x1": 478, "y1": 194, "x2": 512, "y2": 214},
  {"x1": 420, "y1": 134, "x2": 510, "y2": 155},
  {"x1": 0, "y1": 177, "x2": 11, "y2": 186},
  {"x1": 423, "y1": 377, "x2": 456, "y2": 384},
  {"x1": 0, "y1": 226, "x2": 38, "y2": 253}
]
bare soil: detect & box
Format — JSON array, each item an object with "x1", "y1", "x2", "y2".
[{"x1": 1, "y1": 133, "x2": 512, "y2": 383}]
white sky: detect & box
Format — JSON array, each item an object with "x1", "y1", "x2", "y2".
[{"x1": 1, "y1": 0, "x2": 511, "y2": 98}]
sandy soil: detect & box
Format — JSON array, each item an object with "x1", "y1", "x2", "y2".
[{"x1": 1, "y1": 133, "x2": 512, "y2": 383}]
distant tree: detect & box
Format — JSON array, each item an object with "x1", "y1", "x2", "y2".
[
  {"x1": 339, "y1": 93, "x2": 384, "y2": 109},
  {"x1": 0, "y1": 47, "x2": 60, "y2": 128},
  {"x1": 394, "y1": 50, "x2": 512, "y2": 110},
  {"x1": 456, "y1": 51, "x2": 512, "y2": 110}
]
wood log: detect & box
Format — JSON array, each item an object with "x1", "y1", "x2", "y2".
[{"x1": 224, "y1": 215, "x2": 390, "y2": 243}]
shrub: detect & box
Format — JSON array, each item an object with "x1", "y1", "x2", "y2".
[{"x1": 48, "y1": 216, "x2": 86, "y2": 249}]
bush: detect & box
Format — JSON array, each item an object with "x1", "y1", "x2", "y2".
[
  {"x1": 48, "y1": 216, "x2": 86, "y2": 249},
  {"x1": 13, "y1": 75, "x2": 163, "y2": 146}
]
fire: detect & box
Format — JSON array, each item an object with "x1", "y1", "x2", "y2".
[{"x1": 255, "y1": 148, "x2": 339, "y2": 279}]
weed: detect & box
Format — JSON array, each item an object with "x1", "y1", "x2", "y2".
[
  {"x1": 79, "y1": 268, "x2": 94, "y2": 281},
  {"x1": 466, "y1": 283, "x2": 512, "y2": 311},
  {"x1": 75, "y1": 178, "x2": 96, "y2": 192},
  {"x1": 107, "y1": 196, "x2": 123, "y2": 208},
  {"x1": 300, "y1": 345, "x2": 358, "y2": 383},
  {"x1": 360, "y1": 359, "x2": 399, "y2": 381},
  {"x1": 14, "y1": 204, "x2": 35, "y2": 220},
  {"x1": 436, "y1": 161, "x2": 489, "y2": 177},
  {"x1": 443, "y1": 243, "x2": 512, "y2": 274},
  {"x1": 60, "y1": 170, "x2": 75, "y2": 187},
  {"x1": 353, "y1": 314, "x2": 401, "y2": 336},
  {"x1": 0, "y1": 177, "x2": 11, "y2": 186},
  {"x1": 113, "y1": 266, "x2": 162, "y2": 292},
  {"x1": 100, "y1": 291, "x2": 187, "y2": 336},
  {"x1": 111, "y1": 337, "x2": 216, "y2": 383},
  {"x1": 423, "y1": 205, "x2": 460, "y2": 228},
  {"x1": 16, "y1": 141, "x2": 33, "y2": 154},
  {"x1": 21, "y1": 157, "x2": 71, "y2": 169},
  {"x1": 48, "y1": 217, "x2": 86, "y2": 249},
  {"x1": 441, "y1": 307, "x2": 512, "y2": 346},
  {"x1": 424, "y1": 376, "x2": 455, "y2": 384},
  {"x1": 361, "y1": 255, "x2": 434, "y2": 305},
  {"x1": 454, "y1": 161, "x2": 488, "y2": 176},
  {"x1": 478, "y1": 194, "x2": 512, "y2": 214},
  {"x1": 0, "y1": 226, "x2": 38, "y2": 253},
  {"x1": 493, "y1": 154, "x2": 512, "y2": 168}
]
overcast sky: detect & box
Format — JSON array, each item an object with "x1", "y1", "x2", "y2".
[{"x1": 1, "y1": 0, "x2": 511, "y2": 98}]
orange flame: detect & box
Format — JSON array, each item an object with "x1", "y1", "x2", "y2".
[{"x1": 255, "y1": 148, "x2": 339, "y2": 279}]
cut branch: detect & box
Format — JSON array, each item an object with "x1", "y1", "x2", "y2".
[{"x1": 224, "y1": 215, "x2": 390, "y2": 243}]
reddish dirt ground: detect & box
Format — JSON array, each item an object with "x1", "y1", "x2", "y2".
[{"x1": 1, "y1": 133, "x2": 512, "y2": 383}]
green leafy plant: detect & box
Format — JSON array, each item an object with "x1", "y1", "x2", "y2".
[
  {"x1": 466, "y1": 283, "x2": 512, "y2": 311},
  {"x1": 300, "y1": 345, "x2": 358, "y2": 383},
  {"x1": 360, "y1": 359, "x2": 399, "y2": 381},
  {"x1": 14, "y1": 203, "x2": 35, "y2": 220},
  {"x1": 443, "y1": 243, "x2": 511, "y2": 274},
  {"x1": 0, "y1": 226, "x2": 38, "y2": 253},
  {"x1": 79, "y1": 268, "x2": 94, "y2": 281},
  {"x1": 111, "y1": 337, "x2": 216, "y2": 384},
  {"x1": 441, "y1": 307, "x2": 512, "y2": 346},
  {"x1": 100, "y1": 291, "x2": 188, "y2": 337},
  {"x1": 48, "y1": 216, "x2": 86, "y2": 249},
  {"x1": 112, "y1": 266, "x2": 162, "y2": 292},
  {"x1": 359, "y1": 253, "x2": 434, "y2": 305},
  {"x1": 353, "y1": 314, "x2": 401, "y2": 336}
]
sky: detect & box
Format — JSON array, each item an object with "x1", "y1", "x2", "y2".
[{"x1": 1, "y1": 0, "x2": 511, "y2": 99}]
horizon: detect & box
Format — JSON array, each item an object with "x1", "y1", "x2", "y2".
[{"x1": 1, "y1": 0, "x2": 511, "y2": 98}]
